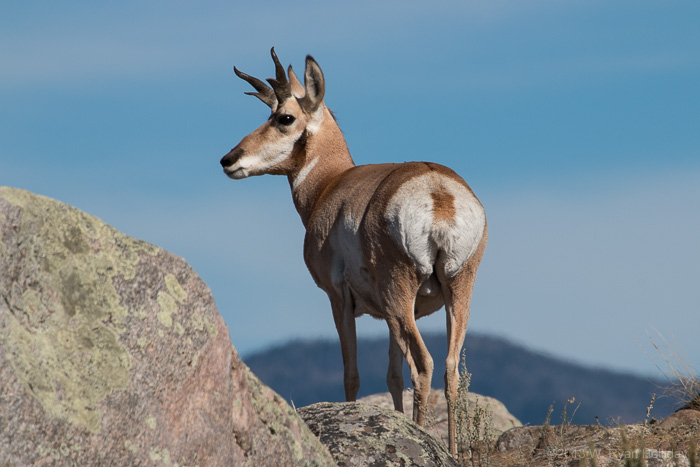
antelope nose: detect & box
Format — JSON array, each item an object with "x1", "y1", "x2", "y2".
[{"x1": 220, "y1": 147, "x2": 244, "y2": 168}]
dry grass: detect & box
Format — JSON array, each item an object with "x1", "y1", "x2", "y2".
[
  {"x1": 455, "y1": 348, "x2": 495, "y2": 466},
  {"x1": 645, "y1": 329, "x2": 700, "y2": 411},
  {"x1": 468, "y1": 330, "x2": 700, "y2": 466},
  {"x1": 452, "y1": 331, "x2": 700, "y2": 466}
]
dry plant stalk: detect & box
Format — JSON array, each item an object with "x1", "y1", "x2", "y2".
[{"x1": 645, "y1": 329, "x2": 700, "y2": 410}]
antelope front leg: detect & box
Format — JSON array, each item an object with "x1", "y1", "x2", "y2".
[
  {"x1": 330, "y1": 289, "x2": 359, "y2": 401},
  {"x1": 386, "y1": 331, "x2": 404, "y2": 413}
]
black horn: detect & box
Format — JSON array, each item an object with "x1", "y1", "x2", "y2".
[
  {"x1": 234, "y1": 66, "x2": 277, "y2": 110},
  {"x1": 266, "y1": 47, "x2": 292, "y2": 103}
]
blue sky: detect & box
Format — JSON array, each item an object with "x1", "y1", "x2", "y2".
[{"x1": 2, "y1": 0, "x2": 699, "y2": 376}]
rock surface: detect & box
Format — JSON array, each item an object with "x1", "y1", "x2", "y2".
[
  {"x1": 492, "y1": 409, "x2": 700, "y2": 466},
  {"x1": 0, "y1": 187, "x2": 334, "y2": 466},
  {"x1": 359, "y1": 388, "x2": 521, "y2": 447},
  {"x1": 299, "y1": 401, "x2": 457, "y2": 466}
]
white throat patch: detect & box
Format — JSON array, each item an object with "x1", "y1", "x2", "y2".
[{"x1": 293, "y1": 157, "x2": 319, "y2": 190}]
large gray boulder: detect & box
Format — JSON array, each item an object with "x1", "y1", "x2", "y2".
[
  {"x1": 0, "y1": 187, "x2": 334, "y2": 466},
  {"x1": 298, "y1": 401, "x2": 457, "y2": 466},
  {"x1": 360, "y1": 388, "x2": 521, "y2": 447}
]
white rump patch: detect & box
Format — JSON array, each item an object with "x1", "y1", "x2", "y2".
[{"x1": 385, "y1": 173, "x2": 485, "y2": 278}]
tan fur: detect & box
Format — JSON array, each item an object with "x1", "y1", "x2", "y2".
[
  {"x1": 431, "y1": 191, "x2": 457, "y2": 224},
  {"x1": 221, "y1": 50, "x2": 487, "y2": 455}
]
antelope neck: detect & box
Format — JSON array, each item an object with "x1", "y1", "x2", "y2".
[{"x1": 288, "y1": 122, "x2": 354, "y2": 228}]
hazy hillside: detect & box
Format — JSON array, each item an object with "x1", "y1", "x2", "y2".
[{"x1": 245, "y1": 333, "x2": 673, "y2": 426}]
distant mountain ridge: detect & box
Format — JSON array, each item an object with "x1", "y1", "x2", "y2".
[{"x1": 244, "y1": 332, "x2": 672, "y2": 426}]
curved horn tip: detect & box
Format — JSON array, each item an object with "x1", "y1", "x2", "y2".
[
  {"x1": 234, "y1": 66, "x2": 254, "y2": 80},
  {"x1": 270, "y1": 48, "x2": 283, "y2": 67},
  {"x1": 269, "y1": 47, "x2": 288, "y2": 86}
]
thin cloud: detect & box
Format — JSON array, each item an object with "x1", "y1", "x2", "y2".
[
  {"x1": 1, "y1": 0, "x2": 651, "y2": 89},
  {"x1": 453, "y1": 52, "x2": 698, "y2": 92}
]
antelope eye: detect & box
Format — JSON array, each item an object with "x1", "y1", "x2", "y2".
[{"x1": 277, "y1": 114, "x2": 296, "y2": 126}]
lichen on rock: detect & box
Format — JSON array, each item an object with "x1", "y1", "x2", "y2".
[
  {"x1": 0, "y1": 187, "x2": 154, "y2": 432},
  {"x1": 0, "y1": 187, "x2": 334, "y2": 466},
  {"x1": 299, "y1": 401, "x2": 458, "y2": 466}
]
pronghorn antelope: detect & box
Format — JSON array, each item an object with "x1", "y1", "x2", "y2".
[{"x1": 220, "y1": 48, "x2": 487, "y2": 455}]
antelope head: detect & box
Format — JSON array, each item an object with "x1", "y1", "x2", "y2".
[{"x1": 220, "y1": 48, "x2": 326, "y2": 179}]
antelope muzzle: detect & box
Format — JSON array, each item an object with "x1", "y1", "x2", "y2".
[{"x1": 220, "y1": 146, "x2": 246, "y2": 179}]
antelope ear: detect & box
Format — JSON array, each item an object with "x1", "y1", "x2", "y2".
[
  {"x1": 288, "y1": 65, "x2": 305, "y2": 99},
  {"x1": 300, "y1": 55, "x2": 325, "y2": 114}
]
